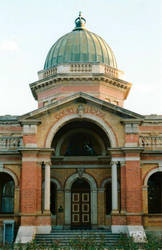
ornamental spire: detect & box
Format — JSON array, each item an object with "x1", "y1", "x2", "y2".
[{"x1": 74, "y1": 12, "x2": 86, "y2": 30}]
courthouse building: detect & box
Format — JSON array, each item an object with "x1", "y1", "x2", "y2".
[{"x1": 0, "y1": 13, "x2": 162, "y2": 243}]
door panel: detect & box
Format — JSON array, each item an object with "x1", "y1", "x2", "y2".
[{"x1": 71, "y1": 192, "x2": 90, "y2": 228}]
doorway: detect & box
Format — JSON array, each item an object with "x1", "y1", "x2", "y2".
[{"x1": 71, "y1": 179, "x2": 91, "y2": 229}]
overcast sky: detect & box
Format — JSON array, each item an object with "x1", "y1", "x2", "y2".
[{"x1": 0, "y1": 0, "x2": 161, "y2": 116}]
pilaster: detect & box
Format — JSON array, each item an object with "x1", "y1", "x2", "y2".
[{"x1": 19, "y1": 148, "x2": 53, "y2": 228}]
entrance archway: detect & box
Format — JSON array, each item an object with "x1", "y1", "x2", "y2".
[
  {"x1": 64, "y1": 172, "x2": 97, "y2": 227},
  {"x1": 148, "y1": 172, "x2": 162, "y2": 213},
  {"x1": 71, "y1": 179, "x2": 90, "y2": 228}
]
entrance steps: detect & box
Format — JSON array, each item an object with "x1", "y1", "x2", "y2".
[{"x1": 35, "y1": 229, "x2": 123, "y2": 248}]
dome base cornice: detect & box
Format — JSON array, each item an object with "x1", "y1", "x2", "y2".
[{"x1": 30, "y1": 63, "x2": 131, "y2": 108}]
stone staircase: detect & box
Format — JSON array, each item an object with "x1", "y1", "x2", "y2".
[{"x1": 35, "y1": 229, "x2": 123, "y2": 248}]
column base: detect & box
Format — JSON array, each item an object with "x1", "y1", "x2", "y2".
[
  {"x1": 111, "y1": 210, "x2": 119, "y2": 215},
  {"x1": 43, "y1": 210, "x2": 51, "y2": 216}
]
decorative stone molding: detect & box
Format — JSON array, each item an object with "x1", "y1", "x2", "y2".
[
  {"x1": 125, "y1": 123, "x2": 138, "y2": 134},
  {"x1": 0, "y1": 168, "x2": 18, "y2": 187},
  {"x1": 144, "y1": 166, "x2": 162, "y2": 186},
  {"x1": 45, "y1": 113, "x2": 117, "y2": 148},
  {"x1": 23, "y1": 125, "x2": 37, "y2": 134},
  {"x1": 65, "y1": 172, "x2": 97, "y2": 191},
  {"x1": 50, "y1": 178, "x2": 61, "y2": 191},
  {"x1": 30, "y1": 66, "x2": 131, "y2": 100},
  {"x1": 77, "y1": 168, "x2": 84, "y2": 178},
  {"x1": 101, "y1": 178, "x2": 111, "y2": 188},
  {"x1": 77, "y1": 104, "x2": 85, "y2": 117},
  {"x1": 0, "y1": 136, "x2": 23, "y2": 149}
]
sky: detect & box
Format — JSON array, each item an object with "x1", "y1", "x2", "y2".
[{"x1": 0, "y1": 0, "x2": 161, "y2": 116}]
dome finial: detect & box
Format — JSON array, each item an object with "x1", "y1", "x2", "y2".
[{"x1": 74, "y1": 12, "x2": 86, "y2": 30}]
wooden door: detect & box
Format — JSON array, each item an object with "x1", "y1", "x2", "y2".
[{"x1": 71, "y1": 191, "x2": 90, "y2": 228}]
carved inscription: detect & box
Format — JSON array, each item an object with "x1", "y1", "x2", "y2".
[{"x1": 54, "y1": 105, "x2": 105, "y2": 122}]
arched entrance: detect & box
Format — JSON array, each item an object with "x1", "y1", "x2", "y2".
[
  {"x1": 71, "y1": 179, "x2": 90, "y2": 229},
  {"x1": 65, "y1": 172, "x2": 97, "y2": 228},
  {"x1": 148, "y1": 172, "x2": 162, "y2": 213},
  {"x1": 49, "y1": 118, "x2": 113, "y2": 228}
]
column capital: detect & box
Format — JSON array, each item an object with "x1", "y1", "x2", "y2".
[
  {"x1": 42, "y1": 161, "x2": 51, "y2": 167},
  {"x1": 45, "y1": 162, "x2": 51, "y2": 166},
  {"x1": 110, "y1": 161, "x2": 118, "y2": 167}
]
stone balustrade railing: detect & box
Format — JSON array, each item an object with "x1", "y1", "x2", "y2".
[
  {"x1": 70, "y1": 63, "x2": 92, "y2": 72},
  {"x1": 43, "y1": 67, "x2": 57, "y2": 78},
  {"x1": 139, "y1": 136, "x2": 162, "y2": 148},
  {"x1": 105, "y1": 65, "x2": 119, "y2": 78},
  {"x1": 0, "y1": 136, "x2": 23, "y2": 149}
]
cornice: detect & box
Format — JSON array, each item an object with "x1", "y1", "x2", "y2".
[
  {"x1": 121, "y1": 119, "x2": 144, "y2": 124},
  {"x1": 19, "y1": 119, "x2": 42, "y2": 125},
  {"x1": 18, "y1": 148, "x2": 54, "y2": 153},
  {"x1": 30, "y1": 74, "x2": 131, "y2": 100}
]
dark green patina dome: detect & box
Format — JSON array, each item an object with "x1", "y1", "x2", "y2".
[{"x1": 44, "y1": 13, "x2": 117, "y2": 70}]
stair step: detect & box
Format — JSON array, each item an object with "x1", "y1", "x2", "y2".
[{"x1": 35, "y1": 229, "x2": 124, "y2": 247}]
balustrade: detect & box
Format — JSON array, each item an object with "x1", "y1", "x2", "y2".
[
  {"x1": 0, "y1": 136, "x2": 23, "y2": 149},
  {"x1": 105, "y1": 65, "x2": 119, "y2": 78},
  {"x1": 139, "y1": 136, "x2": 162, "y2": 148},
  {"x1": 70, "y1": 63, "x2": 92, "y2": 72},
  {"x1": 44, "y1": 67, "x2": 57, "y2": 78}
]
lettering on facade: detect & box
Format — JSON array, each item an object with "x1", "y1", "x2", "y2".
[{"x1": 54, "y1": 105, "x2": 105, "y2": 122}]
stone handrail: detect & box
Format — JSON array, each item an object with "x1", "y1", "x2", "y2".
[
  {"x1": 0, "y1": 136, "x2": 23, "y2": 149},
  {"x1": 44, "y1": 67, "x2": 57, "y2": 78},
  {"x1": 70, "y1": 63, "x2": 92, "y2": 72},
  {"x1": 105, "y1": 65, "x2": 119, "y2": 78},
  {"x1": 139, "y1": 136, "x2": 162, "y2": 148}
]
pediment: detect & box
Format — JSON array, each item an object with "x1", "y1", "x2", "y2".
[{"x1": 19, "y1": 92, "x2": 144, "y2": 122}]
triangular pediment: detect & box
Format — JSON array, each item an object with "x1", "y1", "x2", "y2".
[{"x1": 19, "y1": 92, "x2": 144, "y2": 122}]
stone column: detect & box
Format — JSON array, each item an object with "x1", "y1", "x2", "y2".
[
  {"x1": 111, "y1": 161, "x2": 118, "y2": 212},
  {"x1": 44, "y1": 163, "x2": 51, "y2": 211},
  {"x1": 120, "y1": 162, "x2": 126, "y2": 213},
  {"x1": 14, "y1": 186, "x2": 20, "y2": 214},
  {"x1": 64, "y1": 190, "x2": 71, "y2": 227}
]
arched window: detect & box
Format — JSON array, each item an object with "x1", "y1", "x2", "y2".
[
  {"x1": 1, "y1": 180, "x2": 14, "y2": 213},
  {"x1": 52, "y1": 121, "x2": 110, "y2": 157},
  {"x1": 148, "y1": 172, "x2": 162, "y2": 213},
  {"x1": 105, "y1": 182, "x2": 112, "y2": 215},
  {"x1": 64, "y1": 133, "x2": 97, "y2": 156}
]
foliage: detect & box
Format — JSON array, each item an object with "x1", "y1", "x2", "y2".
[{"x1": 1, "y1": 232, "x2": 162, "y2": 250}]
